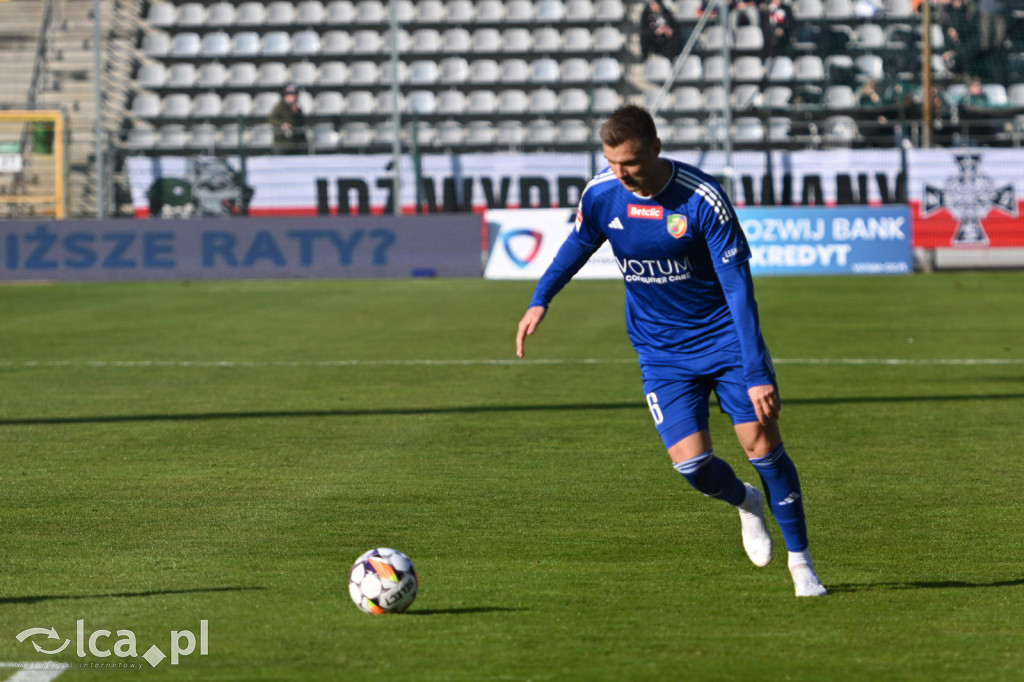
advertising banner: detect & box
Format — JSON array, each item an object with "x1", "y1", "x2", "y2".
[
  {"x1": 0, "y1": 215, "x2": 481, "y2": 282},
  {"x1": 484, "y1": 206, "x2": 912, "y2": 280}
]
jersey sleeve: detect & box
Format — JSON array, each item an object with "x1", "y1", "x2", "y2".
[
  {"x1": 528, "y1": 207, "x2": 606, "y2": 308},
  {"x1": 692, "y1": 180, "x2": 750, "y2": 272},
  {"x1": 717, "y1": 260, "x2": 775, "y2": 388}
]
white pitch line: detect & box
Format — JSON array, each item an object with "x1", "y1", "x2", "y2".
[{"x1": 1, "y1": 358, "x2": 1023, "y2": 368}]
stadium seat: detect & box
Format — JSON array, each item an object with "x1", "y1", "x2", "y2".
[
  {"x1": 983, "y1": 84, "x2": 1008, "y2": 106},
  {"x1": 327, "y1": 0, "x2": 356, "y2": 23},
  {"x1": 446, "y1": 0, "x2": 475, "y2": 23},
  {"x1": 503, "y1": 27, "x2": 533, "y2": 52},
  {"x1": 348, "y1": 60, "x2": 379, "y2": 85},
  {"x1": 292, "y1": 29, "x2": 322, "y2": 56},
  {"x1": 671, "y1": 86, "x2": 703, "y2": 112},
  {"x1": 558, "y1": 87, "x2": 590, "y2": 113},
  {"x1": 767, "y1": 116, "x2": 791, "y2": 141},
  {"x1": 734, "y1": 84, "x2": 760, "y2": 110},
  {"x1": 526, "y1": 119, "x2": 558, "y2": 145},
  {"x1": 231, "y1": 32, "x2": 262, "y2": 57},
  {"x1": 409, "y1": 60, "x2": 440, "y2": 85},
  {"x1": 505, "y1": 0, "x2": 535, "y2": 21},
  {"x1": 854, "y1": 54, "x2": 884, "y2": 82},
  {"x1": 147, "y1": 1, "x2": 177, "y2": 28},
  {"x1": 701, "y1": 25, "x2": 726, "y2": 50},
  {"x1": 375, "y1": 91, "x2": 404, "y2": 115},
  {"x1": 469, "y1": 59, "x2": 501, "y2": 84},
  {"x1": 318, "y1": 61, "x2": 349, "y2": 85},
  {"x1": 674, "y1": 55, "x2": 702, "y2": 82},
  {"x1": 474, "y1": 0, "x2": 505, "y2": 23},
  {"x1": 592, "y1": 26, "x2": 624, "y2": 52},
  {"x1": 157, "y1": 124, "x2": 190, "y2": 149},
  {"x1": 166, "y1": 63, "x2": 197, "y2": 89},
  {"x1": 436, "y1": 89, "x2": 467, "y2": 114},
  {"x1": 703, "y1": 86, "x2": 728, "y2": 111},
  {"x1": 473, "y1": 28, "x2": 503, "y2": 52},
  {"x1": 435, "y1": 120, "x2": 465, "y2": 146},
  {"x1": 671, "y1": 117, "x2": 702, "y2": 144},
  {"x1": 794, "y1": 55, "x2": 825, "y2": 81},
  {"x1": 532, "y1": 27, "x2": 562, "y2": 52},
  {"x1": 734, "y1": 117, "x2": 765, "y2": 143},
  {"x1": 562, "y1": 27, "x2": 593, "y2": 52},
  {"x1": 416, "y1": 0, "x2": 446, "y2": 22},
  {"x1": 823, "y1": 115, "x2": 859, "y2": 144},
  {"x1": 341, "y1": 122, "x2": 374, "y2": 148},
  {"x1": 500, "y1": 58, "x2": 530, "y2": 83},
  {"x1": 221, "y1": 92, "x2": 253, "y2": 117},
  {"x1": 235, "y1": 1, "x2": 267, "y2": 25},
  {"x1": 206, "y1": 1, "x2": 236, "y2": 25},
  {"x1": 559, "y1": 119, "x2": 590, "y2": 144},
  {"x1": 852, "y1": 23, "x2": 885, "y2": 49},
  {"x1": 499, "y1": 88, "x2": 529, "y2": 113},
  {"x1": 124, "y1": 126, "x2": 156, "y2": 151},
  {"x1": 170, "y1": 32, "x2": 202, "y2": 58},
  {"x1": 296, "y1": 0, "x2": 326, "y2": 24},
  {"x1": 188, "y1": 123, "x2": 218, "y2": 150},
  {"x1": 734, "y1": 56, "x2": 765, "y2": 82},
  {"x1": 266, "y1": 1, "x2": 296, "y2": 25},
  {"x1": 310, "y1": 122, "x2": 339, "y2": 152},
  {"x1": 439, "y1": 57, "x2": 470, "y2": 84},
  {"x1": 560, "y1": 58, "x2": 590, "y2": 82},
  {"x1": 247, "y1": 123, "x2": 274, "y2": 148},
  {"x1": 530, "y1": 57, "x2": 561, "y2": 83},
  {"x1": 1008, "y1": 84, "x2": 1024, "y2": 107},
  {"x1": 141, "y1": 32, "x2": 171, "y2": 58},
  {"x1": 591, "y1": 57, "x2": 621, "y2": 83},
  {"x1": 824, "y1": 54, "x2": 855, "y2": 82},
  {"x1": 131, "y1": 93, "x2": 162, "y2": 119},
  {"x1": 345, "y1": 90, "x2": 376, "y2": 114},
  {"x1": 591, "y1": 86, "x2": 619, "y2": 112},
  {"x1": 226, "y1": 62, "x2": 258, "y2": 87},
  {"x1": 177, "y1": 2, "x2": 207, "y2": 27},
  {"x1": 313, "y1": 91, "x2": 345, "y2": 115},
  {"x1": 136, "y1": 63, "x2": 167, "y2": 89},
  {"x1": 823, "y1": 84, "x2": 856, "y2": 108},
  {"x1": 535, "y1": 0, "x2": 565, "y2": 21},
  {"x1": 702, "y1": 55, "x2": 728, "y2": 81},
  {"x1": 565, "y1": 0, "x2": 595, "y2": 20},
  {"x1": 528, "y1": 87, "x2": 558, "y2": 113},
  {"x1": 377, "y1": 60, "x2": 409, "y2": 85},
  {"x1": 885, "y1": 0, "x2": 913, "y2": 17},
  {"x1": 162, "y1": 93, "x2": 192, "y2": 118},
  {"x1": 290, "y1": 61, "x2": 319, "y2": 86},
  {"x1": 442, "y1": 27, "x2": 473, "y2": 53},
  {"x1": 496, "y1": 120, "x2": 526, "y2": 146},
  {"x1": 795, "y1": 0, "x2": 824, "y2": 17},
  {"x1": 766, "y1": 55, "x2": 795, "y2": 82},
  {"x1": 594, "y1": 0, "x2": 625, "y2": 21},
  {"x1": 351, "y1": 29, "x2": 383, "y2": 54},
  {"x1": 322, "y1": 31, "x2": 352, "y2": 54},
  {"x1": 201, "y1": 31, "x2": 231, "y2": 57},
  {"x1": 734, "y1": 25, "x2": 764, "y2": 51},
  {"x1": 467, "y1": 89, "x2": 498, "y2": 113},
  {"x1": 465, "y1": 121, "x2": 496, "y2": 145},
  {"x1": 824, "y1": 0, "x2": 853, "y2": 17},
  {"x1": 249, "y1": 92, "x2": 278, "y2": 117},
  {"x1": 644, "y1": 55, "x2": 673, "y2": 83},
  {"x1": 257, "y1": 62, "x2": 289, "y2": 88},
  {"x1": 762, "y1": 85, "x2": 793, "y2": 107},
  {"x1": 373, "y1": 120, "x2": 402, "y2": 147},
  {"x1": 411, "y1": 28, "x2": 442, "y2": 53},
  {"x1": 354, "y1": 0, "x2": 386, "y2": 23}
]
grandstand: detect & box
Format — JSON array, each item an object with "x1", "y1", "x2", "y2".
[{"x1": 1, "y1": 0, "x2": 1024, "y2": 217}]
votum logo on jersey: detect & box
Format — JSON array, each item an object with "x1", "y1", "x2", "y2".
[{"x1": 628, "y1": 204, "x2": 663, "y2": 219}]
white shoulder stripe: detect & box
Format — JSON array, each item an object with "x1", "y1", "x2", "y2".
[
  {"x1": 580, "y1": 170, "x2": 620, "y2": 202},
  {"x1": 673, "y1": 172, "x2": 735, "y2": 226}
]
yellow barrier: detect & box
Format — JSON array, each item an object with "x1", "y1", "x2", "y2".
[{"x1": 0, "y1": 109, "x2": 67, "y2": 219}]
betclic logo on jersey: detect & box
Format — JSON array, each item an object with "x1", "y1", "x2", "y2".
[{"x1": 627, "y1": 204, "x2": 663, "y2": 220}]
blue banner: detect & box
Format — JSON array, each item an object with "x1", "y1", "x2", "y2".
[{"x1": 737, "y1": 206, "x2": 912, "y2": 275}]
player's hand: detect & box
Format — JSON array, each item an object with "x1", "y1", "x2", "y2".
[
  {"x1": 748, "y1": 384, "x2": 780, "y2": 425},
  {"x1": 515, "y1": 306, "x2": 547, "y2": 358}
]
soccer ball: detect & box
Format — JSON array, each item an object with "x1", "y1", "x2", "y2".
[{"x1": 348, "y1": 548, "x2": 418, "y2": 614}]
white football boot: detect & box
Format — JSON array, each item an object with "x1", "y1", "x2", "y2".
[
  {"x1": 789, "y1": 550, "x2": 828, "y2": 597},
  {"x1": 738, "y1": 483, "x2": 773, "y2": 567}
]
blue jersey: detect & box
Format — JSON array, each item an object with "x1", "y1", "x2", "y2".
[{"x1": 529, "y1": 158, "x2": 774, "y2": 388}]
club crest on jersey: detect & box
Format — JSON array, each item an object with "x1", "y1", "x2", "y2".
[
  {"x1": 667, "y1": 214, "x2": 687, "y2": 238},
  {"x1": 627, "y1": 204, "x2": 663, "y2": 220}
]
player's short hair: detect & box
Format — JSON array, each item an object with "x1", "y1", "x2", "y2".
[{"x1": 600, "y1": 105, "x2": 658, "y2": 149}]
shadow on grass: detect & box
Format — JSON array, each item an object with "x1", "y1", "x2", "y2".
[
  {"x1": 827, "y1": 578, "x2": 1024, "y2": 593},
  {"x1": 406, "y1": 606, "x2": 528, "y2": 616},
  {"x1": 2, "y1": 393, "x2": 1024, "y2": 427},
  {"x1": 0, "y1": 586, "x2": 265, "y2": 606}
]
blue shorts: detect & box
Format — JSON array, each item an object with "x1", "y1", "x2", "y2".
[{"x1": 640, "y1": 352, "x2": 769, "y2": 449}]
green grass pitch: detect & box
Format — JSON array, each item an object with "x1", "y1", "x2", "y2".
[{"x1": 1, "y1": 272, "x2": 1023, "y2": 681}]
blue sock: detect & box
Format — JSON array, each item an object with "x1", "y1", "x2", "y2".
[
  {"x1": 749, "y1": 443, "x2": 809, "y2": 552},
  {"x1": 673, "y1": 450, "x2": 747, "y2": 507}
]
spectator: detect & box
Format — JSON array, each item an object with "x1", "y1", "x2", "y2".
[
  {"x1": 268, "y1": 84, "x2": 307, "y2": 154},
  {"x1": 856, "y1": 78, "x2": 885, "y2": 107},
  {"x1": 640, "y1": 1, "x2": 685, "y2": 60},
  {"x1": 960, "y1": 75, "x2": 990, "y2": 106},
  {"x1": 977, "y1": 0, "x2": 1008, "y2": 52},
  {"x1": 760, "y1": 0, "x2": 794, "y2": 57},
  {"x1": 936, "y1": 0, "x2": 978, "y2": 75}
]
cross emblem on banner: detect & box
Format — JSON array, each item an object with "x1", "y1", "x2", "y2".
[{"x1": 922, "y1": 153, "x2": 1016, "y2": 245}]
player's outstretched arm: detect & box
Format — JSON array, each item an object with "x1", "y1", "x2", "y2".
[{"x1": 515, "y1": 306, "x2": 547, "y2": 358}]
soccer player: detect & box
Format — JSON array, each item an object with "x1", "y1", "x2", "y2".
[{"x1": 515, "y1": 105, "x2": 826, "y2": 597}]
